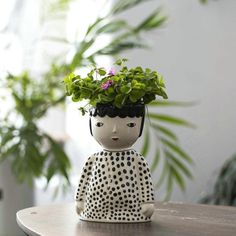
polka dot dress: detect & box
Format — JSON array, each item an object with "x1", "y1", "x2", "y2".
[{"x1": 75, "y1": 149, "x2": 155, "y2": 223}]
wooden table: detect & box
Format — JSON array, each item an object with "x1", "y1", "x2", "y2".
[{"x1": 16, "y1": 202, "x2": 236, "y2": 236}]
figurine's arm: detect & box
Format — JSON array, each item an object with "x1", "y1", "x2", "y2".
[
  {"x1": 74, "y1": 155, "x2": 94, "y2": 214},
  {"x1": 141, "y1": 203, "x2": 155, "y2": 217},
  {"x1": 138, "y1": 155, "x2": 155, "y2": 217}
]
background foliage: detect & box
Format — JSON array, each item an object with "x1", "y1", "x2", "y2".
[
  {"x1": 200, "y1": 154, "x2": 236, "y2": 206},
  {"x1": 0, "y1": 0, "x2": 207, "y2": 198}
]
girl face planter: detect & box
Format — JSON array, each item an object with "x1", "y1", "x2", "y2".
[
  {"x1": 90, "y1": 116, "x2": 142, "y2": 151},
  {"x1": 75, "y1": 104, "x2": 155, "y2": 223}
]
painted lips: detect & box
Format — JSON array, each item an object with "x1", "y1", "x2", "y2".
[{"x1": 112, "y1": 137, "x2": 119, "y2": 141}]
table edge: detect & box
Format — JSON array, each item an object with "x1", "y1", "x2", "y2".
[{"x1": 16, "y1": 210, "x2": 41, "y2": 236}]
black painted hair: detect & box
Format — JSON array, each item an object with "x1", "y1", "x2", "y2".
[
  {"x1": 89, "y1": 103, "x2": 145, "y2": 118},
  {"x1": 89, "y1": 103, "x2": 145, "y2": 137}
]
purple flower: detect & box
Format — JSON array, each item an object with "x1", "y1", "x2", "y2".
[
  {"x1": 101, "y1": 80, "x2": 113, "y2": 90},
  {"x1": 108, "y1": 68, "x2": 115, "y2": 76}
]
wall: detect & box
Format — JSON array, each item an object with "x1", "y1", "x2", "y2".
[
  {"x1": 3, "y1": 0, "x2": 235, "y2": 211},
  {"x1": 121, "y1": 0, "x2": 236, "y2": 202}
]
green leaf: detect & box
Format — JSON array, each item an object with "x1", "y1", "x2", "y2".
[
  {"x1": 161, "y1": 138, "x2": 193, "y2": 164},
  {"x1": 97, "y1": 20, "x2": 129, "y2": 34},
  {"x1": 85, "y1": 17, "x2": 104, "y2": 36},
  {"x1": 151, "y1": 123, "x2": 178, "y2": 141},
  {"x1": 71, "y1": 40, "x2": 95, "y2": 69},
  {"x1": 98, "y1": 68, "x2": 106, "y2": 76},
  {"x1": 141, "y1": 127, "x2": 149, "y2": 157},
  {"x1": 129, "y1": 89, "x2": 145, "y2": 103},
  {"x1": 155, "y1": 160, "x2": 168, "y2": 188},
  {"x1": 149, "y1": 113, "x2": 196, "y2": 128},
  {"x1": 97, "y1": 41, "x2": 147, "y2": 55},
  {"x1": 0, "y1": 130, "x2": 14, "y2": 146},
  {"x1": 170, "y1": 166, "x2": 186, "y2": 191},
  {"x1": 46, "y1": 161, "x2": 56, "y2": 183},
  {"x1": 164, "y1": 170, "x2": 173, "y2": 201},
  {"x1": 44, "y1": 134, "x2": 71, "y2": 184},
  {"x1": 150, "y1": 149, "x2": 160, "y2": 173},
  {"x1": 148, "y1": 100, "x2": 197, "y2": 107},
  {"x1": 114, "y1": 58, "x2": 128, "y2": 66},
  {"x1": 79, "y1": 107, "x2": 87, "y2": 116},
  {"x1": 143, "y1": 93, "x2": 156, "y2": 104},
  {"x1": 105, "y1": 87, "x2": 115, "y2": 95},
  {"x1": 98, "y1": 94, "x2": 114, "y2": 103},
  {"x1": 158, "y1": 75, "x2": 166, "y2": 87},
  {"x1": 111, "y1": 0, "x2": 149, "y2": 15},
  {"x1": 0, "y1": 143, "x2": 19, "y2": 163},
  {"x1": 113, "y1": 94, "x2": 126, "y2": 108},
  {"x1": 135, "y1": 8, "x2": 167, "y2": 32},
  {"x1": 120, "y1": 84, "x2": 132, "y2": 94},
  {"x1": 159, "y1": 87, "x2": 168, "y2": 99},
  {"x1": 165, "y1": 150, "x2": 193, "y2": 178}
]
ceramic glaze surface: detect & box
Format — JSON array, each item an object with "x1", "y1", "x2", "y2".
[
  {"x1": 75, "y1": 114, "x2": 155, "y2": 223},
  {"x1": 75, "y1": 150, "x2": 155, "y2": 222},
  {"x1": 90, "y1": 116, "x2": 142, "y2": 151}
]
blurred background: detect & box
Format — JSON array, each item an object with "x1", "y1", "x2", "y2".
[{"x1": 0, "y1": 0, "x2": 236, "y2": 235}]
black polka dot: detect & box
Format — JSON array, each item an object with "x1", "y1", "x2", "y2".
[{"x1": 75, "y1": 150, "x2": 154, "y2": 222}]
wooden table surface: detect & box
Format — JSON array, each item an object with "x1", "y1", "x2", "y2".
[{"x1": 16, "y1": 202, "x2": 236, "y2": 236}]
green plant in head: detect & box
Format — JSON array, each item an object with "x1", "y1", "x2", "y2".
[{"x1": 64, "y1": 58, "x2": 168, "y2": 114}]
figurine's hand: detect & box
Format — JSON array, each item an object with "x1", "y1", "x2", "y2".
[
  {"x1": 141, "y1": 203, "x2": 155, "y2": 217},
  {"x1": 75, "y1": 201, "x2": 84, "y2": 215}
]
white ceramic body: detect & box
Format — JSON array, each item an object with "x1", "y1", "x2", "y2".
[{"x1": 75, "y1": 114, "x2": 155, "y2": 223}]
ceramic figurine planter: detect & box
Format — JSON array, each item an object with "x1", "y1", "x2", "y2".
[
  {"x1": 75, "y1": 104, "x2": 155, "y2": 223},
  {"x1": 65, "y1": 59, "x2": 167, "y2": 223}
]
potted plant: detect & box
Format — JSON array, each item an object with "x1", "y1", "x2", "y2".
[
  {"x1": 63, "y1": 58, "x2": 168, "y2": 222},
  {"x1": 64, "y1": 58, "x2": 167, "y2": 114}
]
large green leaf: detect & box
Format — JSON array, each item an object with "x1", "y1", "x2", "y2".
[
  {"x1": 155, "y1": 160, "x2": 168, "y2": 188},
  {"x1": 135, "y1": 8, "x2": 167, "y2": 32},
  {"x1": 141, "y1": 127, "x2": 150, "y2": 157},
  {"x1": 149, "y1": 113, "x2": 195, "y2": 128},
  {"x1": 149, "y1": 100, "x2": 197, "y2": 107},
  {"x1": 97, "y1": 40, "x2": 147, "y2": 55},
  {"x1": 150, "y1": 149, "x2": 160, "y2": 173},
  {"x1": 165, "y1": 150, "x2": 193, "y2": 178},
  {"x1": 161, "y1": 138, "x2": 193, "y2": 164},
  {"x1": 0, "y1": 130, "x2": 14, "y2": 147},
  {"x1": 151, "y1": 123, "x2": 178, "y2": 141},
  {"x1": 0, "y1": 143, "x2": 19, "y2": 163},
  {"x1": 170, "y1": 166, "x2": 186, "y2": 191},
  {"x1": 97, "y1": 20, "x2": 129, "y2": 34},
  {"x1": 111, "y1": 0, "x2": 150, "y2": 15},
  {"x1": 85, "y1": 17, "x2": 105, "y2": 36},
  {"x1": 164, "y1": 169, "x2": 173, "y2": 200}
]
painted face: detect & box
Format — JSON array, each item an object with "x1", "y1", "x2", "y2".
[{"x1": 90, "y1": 116, "x2": 142, "y2": 151}]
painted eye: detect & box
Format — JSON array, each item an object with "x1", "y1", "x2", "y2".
[
  {"x1": 95, "y1": 122, "x2": 104, "y2": 127},
  {"x1": 127, "y1": 122, "x2": 136, "y2": 127}
]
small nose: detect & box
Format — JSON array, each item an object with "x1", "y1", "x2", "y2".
[{"x1": 112, "y1": 125, "x2": 117, "y2": 133}]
